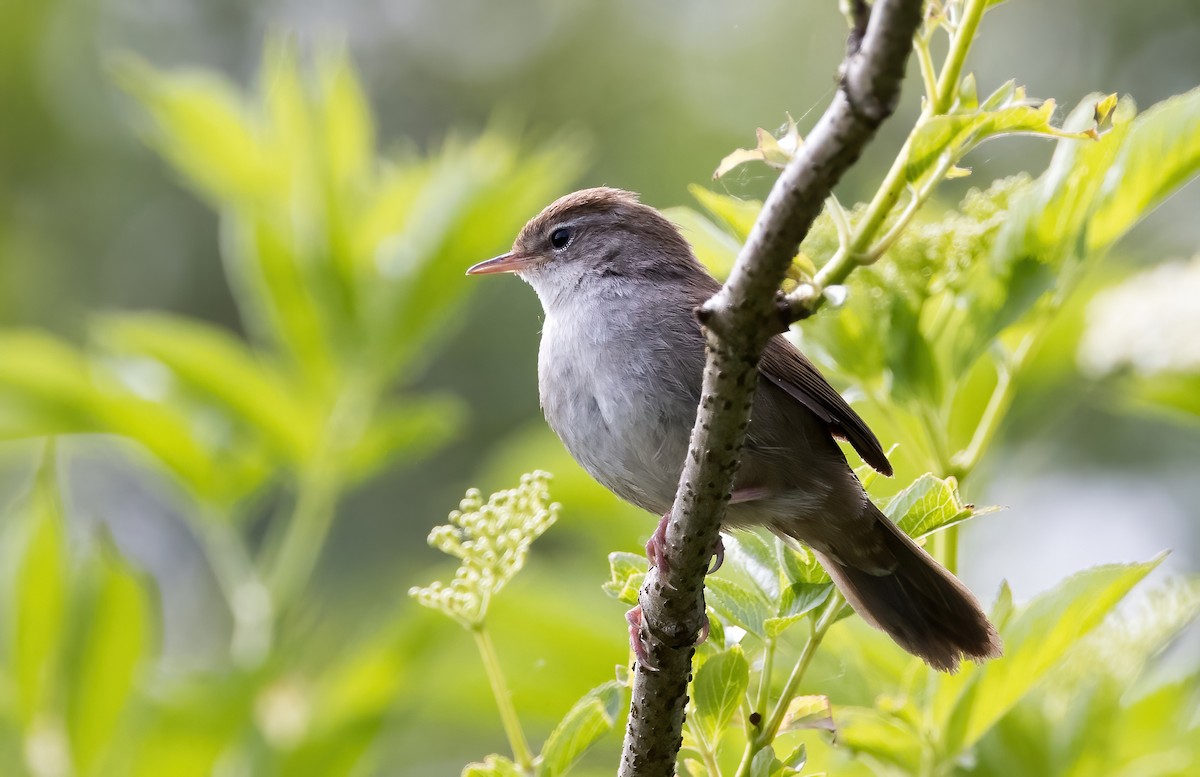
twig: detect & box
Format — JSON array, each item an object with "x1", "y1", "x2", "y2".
[{"x1": 616, "y1": 1, "x2": 926, "y2": 774}]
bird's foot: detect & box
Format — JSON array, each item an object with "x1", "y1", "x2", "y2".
[
  {"x1": 645, "y1": 512, "x2": 671, "y2": 574},
  {"x1": 645, "y1": 512, "x2": 726, "y2": 576},
  {"x1": 626, "y1": 605, "x2": 711, "y2": 671},
  {"x1": 626, "y1": 606, "x2": 657, "y2": 671}
]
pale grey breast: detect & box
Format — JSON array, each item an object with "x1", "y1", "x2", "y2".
[{"x1": 537, "y1": 283, "x2": 703, "y2": 515}]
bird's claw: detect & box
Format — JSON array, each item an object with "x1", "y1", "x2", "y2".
[
  {"x1": 708, "y1": 536, "x2": 725, "y2": 574},
  {"x1": 646, "y1": 514, "x2": 725, "y2": 577},
  {"x1": 626, "y1": 606, "x2": 658, "y2": 671},
  {"x1": 626, "y1": 605, "x2": 711, "y2": 671}
]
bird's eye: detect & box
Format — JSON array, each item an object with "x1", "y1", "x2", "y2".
[{"x1": 550, "y1": 227, "x2": 571, "y2": 249}]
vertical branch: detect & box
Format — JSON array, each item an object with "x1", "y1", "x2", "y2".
[{"x1": 617, "y1": 1, "x2": 927, "y2": 774}]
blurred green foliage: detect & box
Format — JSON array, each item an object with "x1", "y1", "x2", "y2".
[
  {"x1": 0, "y1": 47, "x2": 582, "y2": 776},
  {"x1": 0, "y1": 1, "x2": 1196, "y2": 776}
]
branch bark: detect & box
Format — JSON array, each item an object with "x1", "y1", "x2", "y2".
[{"x1": 617, "y1": 1, "x2": 927, "y2": 774}]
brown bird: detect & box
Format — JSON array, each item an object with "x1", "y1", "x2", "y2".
[{"x1": 468, "y1": 187, "x2": 1000, "y2": 672}]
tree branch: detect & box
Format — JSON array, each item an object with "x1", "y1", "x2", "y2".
[{"x1": 617, "y1": 1, "x2": 927, "y2": 775}]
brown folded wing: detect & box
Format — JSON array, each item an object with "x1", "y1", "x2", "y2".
[{"x1": 759, "y1": 335, "x2": 893, "y2": 476}]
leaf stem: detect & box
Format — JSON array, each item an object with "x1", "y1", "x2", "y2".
[
  {"x1": 735, "y1": 593, "x2": 844, "y2": 776},
  {"x1": 472, "y1": 625, "x2": 535, "y2": 772},
  {"x1": 933, "y1": 0, "x2": 988, "y2": 115}
]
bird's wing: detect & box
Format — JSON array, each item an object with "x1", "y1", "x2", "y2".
[{"x1": 759, "y1": 335, "x2": 893, "y2": 476}]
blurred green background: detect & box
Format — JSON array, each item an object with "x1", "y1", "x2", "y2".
[{"x1": 1, "y1": 0, "x2": 1198, "y2": 775}]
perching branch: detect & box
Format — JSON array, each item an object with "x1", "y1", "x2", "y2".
[{"x1": 616, "y1": 1, "x2": 927, "y2": 775}]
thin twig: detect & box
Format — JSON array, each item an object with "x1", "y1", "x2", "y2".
[{"x1": 616, "y1": 1, "x2": 926, "y2": 774}]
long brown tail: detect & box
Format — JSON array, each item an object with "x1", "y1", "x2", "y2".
[{"x1": 811, "y1": 506, "x2": 1002, "y2": 673}]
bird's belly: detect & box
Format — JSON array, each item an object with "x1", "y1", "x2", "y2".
[{"x1": 538, "y1": 330, "x2": 693, "y2": 515}]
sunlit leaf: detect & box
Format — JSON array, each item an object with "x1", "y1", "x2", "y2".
[
  {"x1": 884, "y1": 474, "x2": 995, "y2": 539},
  {"x1": 691, "y1": 646, "x2": 749, "y2": 745},
  {"x1": 602, "y1": 552, "x2": 648, "y2": 607},
  {"x1": 706, "y1": 577, "x2": 771, "y2": 639},
  {"x1": 779, "y1": 694, "x2": 834, "y2": 734},
  {"x1": 463, "y1": 754, "x2": 523, "y2": 777}
]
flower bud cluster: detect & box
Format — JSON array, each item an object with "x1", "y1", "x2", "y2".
[{"x1": 409, "y1": 471, "x2": 558, "y2": 627}]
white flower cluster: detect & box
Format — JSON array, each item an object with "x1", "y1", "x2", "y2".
[
  {"x1": 1079, "y1": 255, "x2": 1200, "y2": 377},
  {"x1": 409, "y1": 471, "x2": 558, "y2": 627}
]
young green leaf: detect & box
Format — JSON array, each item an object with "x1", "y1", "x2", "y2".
[
  {"x1": 538, "y1": 681, "x2": 625, "y2": 777},
  {"x1": 884, "y1": 473, "x2": 994, "y2": 539},
  {"x1": 463, "y1": 754, "x2": 523, "y2": 777},
  {"x1": 602, "y1": 552, "x2": 649, "y2": 607},
  {"x1": 691, "y1": 646, "x2": 749, "y2": 745},
  {"x1": 705, "y1": 577, "x2": 771, "y2": 639}
]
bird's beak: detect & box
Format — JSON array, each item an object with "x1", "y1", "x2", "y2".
[{"x1": 465, "y1": 252, "x2": 544, "y2": 275}]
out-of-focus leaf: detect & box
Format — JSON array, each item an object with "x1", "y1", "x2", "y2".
[
  {"x1": 66, "y1": 539, "x2": 155, "y2": 773},
  {"x1": 838, "y1": 706, "x2": 923, "y2": 772},
  {"x1": 934, "y1": 557, "x2": 1163, "y2": 761},
  {"x1": 706, "y1": 577, "x2": 771, "y2": 639},
  {"x1": 689, "y1": 185, "x2": 762, "y2": 242},
  {"x1": 112, "y1": 57, "x2": 274, "y2": 203},
  {"x1": 538, "y1": 680, "x2": 624, "y2": 777},
  {"x1": 691, "y1": 646, "x2": 749, "y2": 745},
  {"x1": 463, "y1": 755, "x2": 523, "y2": 777},
  {"x1": 11, "y1": 448, "x2": 68, "y2": 724},
  {"x1": 347, "y1": 395, "x2": 464, "y2": 480},
  {"x1": 663, "y1": 206, "x2": 742, "y2": 280},
  {"x1": 97, "y1": 312, "x2": 319, "y2": 462},
  {"x1": 602, "y1": 552, "x2": 648, "y2": 607},
  {"x1": 886, "y1": 295, "x2": 942, "y2": 406},
  {"x1": 1088, "y1": 86, "x2": 1200, "y2": 252}
]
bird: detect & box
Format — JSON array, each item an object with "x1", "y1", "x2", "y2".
[{"x1": 467, "y1": 187, "x2": 1001, "y2": 672}]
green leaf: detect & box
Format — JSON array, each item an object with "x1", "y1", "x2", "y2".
[
  {"x1": 97, "y1": 312, "x2": 320, "y2": 463},
  {"x1": 779, "y1": 694, "x2": 835, "y2": 734},
  {"x1": 691, "y1": 646, "x2": 749, "y2": 745},
  {"x1": 1087, "y1": 86, "x2": 1200, "y2": 251},
  {"x1": 706, "y1": 577, "x2": 771, "y2": 638},
  {"x1": 884, "y1": 474, "x2": 994, "y2": 539},
  {"x1": 714, "y1": 119, "x2": 802, "y2": 179},
  {"x1": 724, "y1": 532, "x2": 781, "y2": 600},
  {"x1": 66, "y1": 539, "x2": 155, "y2": 773},
  {"x1": 776, "y1": 539, "x2": 830, "y2": 586},
  {"x1": 906, "y1": 86, "x2": 1089, "y2": 185},
  {"x1": 602, "y1": 552, "x2": 648, "y2": 607},
  {"x1": 463, "y1": 754, "x2": 523, "y2": 777},
  {"x1": 689, "y1": 185, "x2": 762, "y2": 242},
  {"x1": 11, "y1": 447, "x2": 68, "y2": 724},
  {"x1": 934, "y1": 557, "x2": 1163, "y2": 760},
  {"x1": 538, "y1": 681, "x2": 624, "y2": 777},
  {"x1": 347, "y1": 394, "x2": 464, "y2": 480},
  {"x1": 838, "y1": 706, "x2": 923, "y2": 772}
]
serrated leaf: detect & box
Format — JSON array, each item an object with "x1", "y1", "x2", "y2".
[
  {"x1": 884, "y1": 474, "x2": 993, "y2": 539},
  {"x1": 602, "y1": 552, "x2": 648, "y2": 606},
  {"x1": 539, "y1": 681, "x2": 624, "y2": 777},
  {"x1": 934, "y1": 557, "x2": 1163, "y2": 761},
  {"x1": 777, "y1": 582, "x2": 833, "y2": 621},
  {"x1": 692, "y1": 646, "x2": 749, "y2": 745},
  {"x1": 706, "y1": 577, "x2": 771, "y2": 638}
]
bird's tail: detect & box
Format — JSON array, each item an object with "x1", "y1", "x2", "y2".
[{"x1": 805, "y1": 505, "x2": 1001, "y2": 673}]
